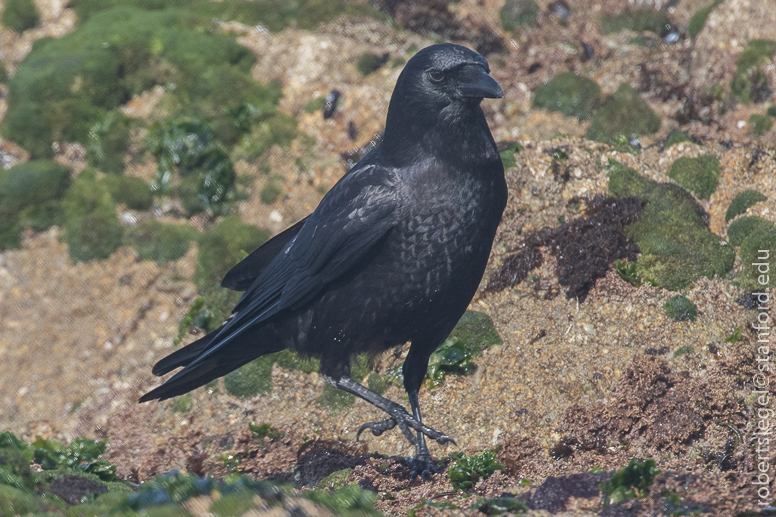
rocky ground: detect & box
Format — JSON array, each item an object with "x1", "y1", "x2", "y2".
[{"x1": 1, "y1": 0, "x2": 776, "y2": 515}]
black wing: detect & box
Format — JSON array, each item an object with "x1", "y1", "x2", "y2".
[
  {"x1": 221, "y1": 216, "x2": 310, "y2": 291},
  {"x1": 172, "y1": 163, "x2": 400, "y2": 370}
]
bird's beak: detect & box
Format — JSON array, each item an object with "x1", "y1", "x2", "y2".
[{"x1": 458, "y1": 69, "x2": 504, "y2": 99}]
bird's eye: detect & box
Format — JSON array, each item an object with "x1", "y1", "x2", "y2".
[{"x1": 428, "y1": 70, "x2": 444, "y2": 83}]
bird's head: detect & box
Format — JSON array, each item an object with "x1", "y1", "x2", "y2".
[
  {"x1": 382, "y1": 43, "x2": 503, "y2": 166},
  {"x1": 393, "y1": 43, "x2": 503, "y2": 108}
]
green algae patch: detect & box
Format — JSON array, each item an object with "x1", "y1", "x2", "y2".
[
  {"x1": 194, "y1": 216, "x2": 269, "y2": 292},
  {"x1": 62, "y1": 169, "x2": 123, "y2": 263},
  {"x1": 688, "y1": 0, "x2": 722, "y2": 38},
  {"x1": 730, "y1": 39, "x2": 776, "y2": 103},
  {"x1": 666, "y1": 155, "x2": 720, "y2": 200},
  {"x1": 125, "y1": 220, "x2": 198, "y2": 266},
  {"x1": 608, "y1": 160, "x2": 735, "y2": 291},
  {"x1": 317, "y1": 468, "x2": 353, "y2": 490},
  {"x1": 727, "y1": 216, "x2": 773, "y2": 246},
  {"x1": 224, "y1": 355, "x2": 275, "y2": 398},
  {"x1": 147, "y1": 119, "x2": 237, "y2": 217},
  {"x1": 306, "y1": 482, "x2": 381, "y2": 516},
  {"x1": 3, "y1": 6, "x2": 281, "y2": 159},
  {"x1": 260, "y1": 175, "x2": 284, "y2": 204},
  {"x1": 739, "y1": 224, "x2": 776, "y2": 290},
  {"x1": 87, "y1": 113, "x2": 130, "y2": 174},
  {"x1": 103, "y1": 175, "x2": 153, "y2": 211},
  {"x1": 0, "y1": 160, "x2": 72, "y2": 248},
  {"x1": 273, "y1": 349, "x2": 320, "y2": 373},
  {"x1": 249, "y1": 422, "x2": 283, "y2": 441},
  {"x1": 726, "y1": 190, "x2": 767, "y2": 222},
  {"x1": 2, "y1": 0, "x2": 39, "y2": 32},
  {"x1": 600, "y1": 459, "x2": 660, "y2": 505},
  {"x1": 663, "y1": 295, "x2": 697, "y2": 322},
  {"x1": 171, "y1": 393, "x2": 193, "y2": 413},
  {"x1": 587, "y1": 84, "x2": 661, "y2": 142},
  {"x1": 725, "y1": 326, "x2": 743, "y2": 343},
  {"x1": 499, "y1": 142, "x2": 522, "y2": 170},
  {"x1": 232, "y1": 113, "x2": 297, "y2": 163},
  {"x1": 750, "y1": 113, "x2": 773, "y2": 135},
  {"x1": 356, "y1": 52, "x2": 385, "y2": 76},
  {"x1": 664, "y1": 131, "x2": 692, "y2": 148},
  {"x1": 600, "y1": 9, "x2": 670, "y2": 36},
  {"x1": 448, "y1": 450, "x2": 504, "y2": 491},
  {"x1": 0, "y1": 484, "x2": 46, "y2": 516},
  {"x1": 533, "y1": 72, "x2": 601, "y2": 120},
  {"x1": 367, "y1": 372, "x2": 388, "y2": 396},
  {"x1": 426, "y1": 310, "x2": 502, "y2": 389},
  {"x1": 500, "y1": 0, "x2": 539, "y2": 30}
]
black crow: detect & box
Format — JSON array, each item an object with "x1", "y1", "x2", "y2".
[{"x1": 140, "y1": 43, "x2": 507, "y2": 477}]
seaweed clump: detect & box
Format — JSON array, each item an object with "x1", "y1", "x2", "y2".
[
  {"x1": 533, "y1": 72, "x2": 601, "y2": 120},
  {"x1": 587, "y1": 84, "x2": 661, "y2": 142},
  {"x1": 500, "y1": 0, "x2": 539, "y2": 30},
  {"x1": 726, "y1": 190, "x2": 767, "y2": 222},
  {"x1": 488, "y1": 195, "x2": 644, "y2": 301},
  {"x1": 663, "y1": 295, "x2": 697, "y2": 322},
  {"x1": 0, "y1": 160, "x2": 72, "y2": 249},
  {"x1": 124, "y1": 219, "x2": 198, "y2": 265},
  {"x1": 608, "y1": 160, "x2": 735, "y2": 290},
  {"x1": 600, "y1": 9, "x2": 671, "y2": 37},
  {"x1": 727, "y1": 216, "x2": 773, "y2": 246},
  {"x1": 2, "y1": 0, "x2": 39, "y2": 32},
  {"x1": 730, "y1": 39, "x2": 776, "y2": 103},
  {"x1": 666, "y1": 155, "x2": 720, "y2": 200}
]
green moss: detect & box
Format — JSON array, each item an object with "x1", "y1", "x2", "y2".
[
  {"x1": 0, "y1": 484, "x2": 45, "y2": 515},
  {"x1": 356, "y1": 53, "x2": 383, "y2": 76},
  {"x1": 666, "y1": 155, "x2": 720, "y2": 200},
  {"x1": 606, "y1": 160, "x2": 658, "y2": 198},
  {"x1": 248, "y1": 422, "x2": 283, "y2": 441},
  {"x1": 260, "y1": 176, "x2": 283, "y2": 204},
  {"x1": 103, "y1": 175, "x2": 153, "y2": 211},
  {"x1": 726, "y1": 190, "x2": 767, "y2": 222},
  {"x1": 608, "y1": 161, "x2": 735, "y2": 291},
  {"x1": 750, "y1": 114, "x2": 773, "y2": 135},
  {"x1": 768, "y1": 105, "x2": 776, "y2": 117},
  {"x1": 316, "y1": 384, "x2": 356, "y2": 413},
  {"x1": 125, "y1": 220, "x2": 197, "y2": 265},
  {"x1": 448, "y1": 450, "x2": 504, "y2": 490},
  {"x1": 730, "y1": 40, "x2": 776, "y2": 103},
  {"x1": 62, "y1": 169, "x2": 123, "y2": 262},
  {"x1": 727, "y1": 216, "x2": 773, "y2": 246},
  {"x1": 232, "y1": 113, "x2": 297, "y2": 163},
  {"x1": 87, "y1": 113, "x2": 130, "y2": 174},
  {"x1": 587, "y1": 84, "x2": 661, "y2": 142},
  {"x1": 0, "y1": 446, "x2": 38, "y2": 491},
  {"x1": 663, "y1": 295, "x2": 697, "y2": 322},
  {"x1": 171, "y1": 393, "x2": 192, "y2": 413},
  {"x1": 224, "y1": 355, "x2": 275, "y2": 398},
  {"x1": 317, "y1": 468, "x2": 353, "y2": 490},
  {"x1": 664, "y1": 131, "x2": 691, "y2": 148},
  {"x1": 304, "y1": 96, "x2": 326, "y2": 114},
  {"x1": 533, "y1": 73, "x2": 601, "y2": 120},
  {"x1": 601, "y1": 9, "x2": 670, "y2": 36},
  {"x1": 739, "y1": 224, "x2": 776, "y2": 290},
  {"x1": 499, "y1": 142, "x2": 522, "y2": 170},
  {"x1": 2, "y1": 6, "x2": 282, "y2": 159},
  {"x1": 0, "y1": 160, "x2": 72, "y2": 247},
  {"x1": 194, "y1": 216, "x2": 270, "y2": 292},
  {"x1": 2, "y1": 0, "x2": 39, "y2": 32},
  {"x1": 426, "y1": 311, "x2": 501, "y2": 389},
  {"x1": 600, "y1": 459, "x2": 660, "y2": 505},
  {"x1": 306, "y1": 483, "x2": 380, "y2": 516},
  {"x1": 367, "y1": 373, "x2": 388, "y2": 396},
  {"x1": 688, "y1": 0, "x2": 722, "y2": 38},
  {"x1": 500, "y1": 0, "x2": 538, "y2": 30},
  {"x1": 176, "y1": 290, "x2": 241, "y2": 346},
  {"x1": 147, "y1": 119, "x2": 236, "y2": 216},
  {"x1": 725, "y1": 326, "x2": 743, "y2": 343},
  {"x1": 210, "y1": 489, "x2": 257, "y2": 517},
  {"x1": 273, "y1": 349, "x2": 319, "y2": 373}
]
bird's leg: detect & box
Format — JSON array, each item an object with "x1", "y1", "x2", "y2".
[
  {"x1": 407, "y1": 390, "x2": 440, "y2": 480},
  {"x1": 325, "y1": 376, "x2": 455, "y2": 448}
]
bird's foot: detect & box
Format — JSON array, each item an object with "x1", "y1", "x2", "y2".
[
  {"x1": 355, "y1": 402, "x2": 456, "y2": 447},
  {"x1": 408, "y1": 453, "x2": 442, "y2": 481}
]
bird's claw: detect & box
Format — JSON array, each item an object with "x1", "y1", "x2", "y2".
[
  {"x1": 357, "y1": 418, "x2": 397, "y2": 439},
  {"x1": 356, "y1": 403, "x2": 456, "y2": 447},
  {"x1": 408, "y1": 454, "x2": 442, "y2": 481}
]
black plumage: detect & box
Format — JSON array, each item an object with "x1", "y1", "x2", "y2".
[{"x1": 140, "y1": 43, "x2": 507, "y2": 477}]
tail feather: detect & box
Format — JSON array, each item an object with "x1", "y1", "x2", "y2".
[{"x1": 151, "y1": 327, "x2": 221, "y2": 376}]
